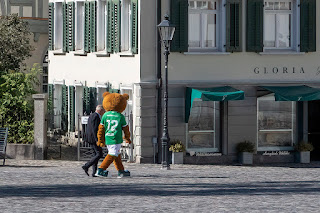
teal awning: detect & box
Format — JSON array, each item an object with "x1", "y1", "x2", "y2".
[
  {"x1": 261, "y1": 85, "x2": 320, "y2": 101},
  {"x1": 185, "y1": 86, "x2": 245, "y2": 123}
]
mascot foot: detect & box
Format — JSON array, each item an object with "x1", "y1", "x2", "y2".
[
  {"x1": 118, "y1": 170, "x2": 130, "y2": 178},
  {"x1": 96, "y1": 168, "x2": 109, "y2": 178}
]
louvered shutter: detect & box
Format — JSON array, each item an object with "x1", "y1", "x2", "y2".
[
  {"x1": 48, "y1": 84, "x2": 54, "y2": 129},
  {"x1": 61, "y1": 85, "x2": 68, "y2": 132},
  {"x1": 83, "y1": 87, "x2": 90, "y2": 115},
  {"x1": 246, "y1": 0, "x2": 263, "y2": 52},
  {"x1": 226, "y1": 0, "x2": 242, "y2": 52},
  {"x1": 69, "y1": 86, "x2": 75, "y2": 132},
  {"x1": 89, "y1": 87, "x2": 97, "y2": 113},
  {"x1": 67, "y1": 2, "x2": 75, "y2": 51},
  {"x1": 300, "y1": 0, "x2": 316, "y2": 52},
  {"x1": 113, "y1": 0, "x2": 121, "y2": 53},
  {"x1": 84, "y1": 1, "x2": 90, "y2": 52},
  {"x1": 107, "y1": 0, "x2": 114, "y2": 53},
  {"x1": 131, "y1": 0, "x2": 138, "y2": 54},
  {"x1": 63, "y1": 2, "x2": 68, "y2": 52},
  {"x1": 90, "y1": 1, "x2": 97, "y2": 52},
  {"x1": 49, "y1": 3, "x2": 54, "y2": 50},
  {"x1": 170, "y1": 0, "x2": 188, "y2": 52}
]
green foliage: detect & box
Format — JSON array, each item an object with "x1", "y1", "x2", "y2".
[
  {"x1": 236, "y1": 140, "x2": 255, "y2": 153},
  {"x1": 0, "y1": 65, "x2": 40, "y2": 144},
  {"x1": 169, "y1": 139, "x2": 185, "y2": 153},
  {"x1": 294, "y1": 141, "x2": 314, "y2": 152},
  {"x1": 0, "y1": 14, "x2": 33, "y2": 74}
]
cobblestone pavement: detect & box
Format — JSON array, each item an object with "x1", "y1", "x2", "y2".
[{"x1": 0, "y1": 160, "x2": 320, "y2": 213}]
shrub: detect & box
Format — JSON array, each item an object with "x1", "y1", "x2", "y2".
[
  {"x1": 169, "y1": 139, "x2": 185, "y2": 153},
  {"x1": 294, "y1": 141, "x2": 314, "y2": 152},
  {"x1": 236, "y1": 140, "x2": 255, "y2": 153}
]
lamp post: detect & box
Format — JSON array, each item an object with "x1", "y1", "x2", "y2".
[{"x1": 157, "y1": 15, "x2": 175, "y2": 169}]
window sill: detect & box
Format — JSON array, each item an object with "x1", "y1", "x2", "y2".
[
  {"x1": 52, "y1": 50, "x2": 66, "y2": 55},
  {"x1": 73, "y1": 51, "x2": 87, "y2": 56},
  {"x1": 95, "y1": 52, "x2": 110, "y2": 57},
  {"x1": 259, "y1": 51, "x2": 305, "y2": 55},
  {"x1": 118, "y1": 51, "x2": 135, "y2": 57},
  {"x1": 184, "y1": 52, "x2": 230, "y2": 55}
]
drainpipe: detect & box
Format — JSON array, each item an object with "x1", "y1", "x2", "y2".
[{"x1": 156, "y1": 0, "x2": 162, "y2": 164}]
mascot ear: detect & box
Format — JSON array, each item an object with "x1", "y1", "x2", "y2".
[
  {"x1": 103, "y1": 92, "x2": 110, "y2": 97},
  {"x1": 122, "y1": 93, "x2": 129, "y2": 100}
]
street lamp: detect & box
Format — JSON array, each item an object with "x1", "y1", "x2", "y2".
[{"x1": 157, "y1": 15, "x2": 175, "y2": 169}]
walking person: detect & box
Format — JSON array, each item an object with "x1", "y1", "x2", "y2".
[{"x1": 82, "y1": 105, "x2": 105, "y2": 177}]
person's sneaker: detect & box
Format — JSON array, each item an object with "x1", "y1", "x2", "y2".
[
  {"x1": 96, "y1": 168, "x2": 109, "y2": 177},
  {"x1": 82, "y1": 166, "x2": 89, "y2": 176},
  {"x1": 118, "y1": 170, "x2": 130, "y2": 178}
]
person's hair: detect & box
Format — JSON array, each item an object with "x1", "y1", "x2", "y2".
[{"x1": 96, "y1": 105, "x2": 104, "y2": 112}]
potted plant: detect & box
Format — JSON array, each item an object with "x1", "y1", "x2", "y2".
[
  {"x1": 294, "y1": 141, "x2": 314, "y2": 163},
  {"x1": 236, "y1": 140, "x2": 255, "y2": 165},
  {"x1": 169, "y1": 139, "x2": 185, "y2": 164}
]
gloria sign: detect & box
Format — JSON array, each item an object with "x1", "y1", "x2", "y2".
[{"x1": 253, "y1": 66, "x2": 305, "y2": 74}]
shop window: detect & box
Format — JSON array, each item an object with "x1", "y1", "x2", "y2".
[
  {"x1": 257, "y1": 94, "x2": 296, "y2": 151},
  {"x1": 187, "y1": 100, "x2": 220, "y2": 152}
]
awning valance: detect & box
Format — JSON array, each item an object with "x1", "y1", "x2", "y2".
[
  {"x1": 185, "y1": 86, "x2": 245, "y2": 123},
  {"x1": 261, "y1": 85, "x2": 320, "y2": 101}
]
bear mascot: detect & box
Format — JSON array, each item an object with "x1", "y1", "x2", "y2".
[{"x1": 96, "y1": 92, "x2": 131, "y2": 178}]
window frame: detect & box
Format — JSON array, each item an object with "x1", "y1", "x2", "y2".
[
  {"x1": 74, "y1": 0, "x2": 86, "y2": 52},
  {"x1": 120, "y1": 0, "x2": 132, "y2": 53},
  {"x1": 97, "y1": 0, "x2": 107, "y2": 52},
  {"x1": 53, "y1": 1, "x2": 64, "y2": 51},
  {"x1": 257, "y1": 93, "x2": 297, "y2": 151}
]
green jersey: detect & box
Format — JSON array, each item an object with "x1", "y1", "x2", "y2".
[{"x1": 100, "y1": 111, "x2": 127, "y2": 145}]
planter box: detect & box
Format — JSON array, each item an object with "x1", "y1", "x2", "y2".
[
  {"x1": 295, "y1": 151, "x2": 310, "y2": 163},
  {"x1": 172, "y1": 152, "x2": 183, "y2": 164},
  {"x1": 239, "y1": 152, "x2": 253, "y2": 165}
]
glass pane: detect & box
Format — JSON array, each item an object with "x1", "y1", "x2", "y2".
[
  {"x1": 258, "y1": 100, "x2": 293, "y2": 130},
  {"x1": 258, "y1": 131, "x2": 293, "y2": 147},
  {"x1": 189, "y1": 1, "x2": 195, "y2": 9},
  {"x1": 264, "y1": 14, "x2": 276, "y2": 47},
  {"x1": 197, "y1": 1, "x2": 203, "y2": 9},
  {"x1": 278, "y1": 14, "x2": 291, "y2": 48},
  {"x1": 265, "y1": 2, "x2": 274, "y2": 10},
  {"x1": 280, "y1": 2, "x2": 291, "y2": 10},
  {"x1": 188, "y1": 101, "x2": 215, "y2": 131},
  {"x1": 188, "y1": 133, "x2": 214, "y2": 148},
  {"x1": 203, "y1": 13, "x2": 216, "y2": 48},
  {"x1": 274, "y1": 2, "x2": 280, "y2": 10},
  {"x1": 208, "y1": 1, "x2": 216, "y2": 10},
  {"x1": 189, "y1": 13, "x2": 201, "y2": 47},
  {"x1": 200, "y1": 1, "x2": 208, "y2": 9}
]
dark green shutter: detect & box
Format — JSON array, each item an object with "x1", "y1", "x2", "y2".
[
  {"x1": 226, "y1": 0, "x2": 242, "y2": 52},
  {"x1": 131, "y1": 0, "x2": 138, "y2": 54},
  {"x1": 84, "y1": 1, "x2": 90, "y2": 52},
  {"x1": 61, "y1": 85, "x2": 68, "y2": 132},
  {"x1": 89, "y1": 87, "x2": 97, "y2": 113},
  {"x1": 63, "y1": 2, "x2": 68, "y2": 52},
  {"x1": 107, "y1": 0, "x2": 114, "y2": 53},
  {"x1": 113, "y1": 0, "x2": 121, "y2": 53},
  {"x1": 48, "y1": 84, "x2": 54, "y2": 129},
  {"x1": 67, "y1": 2, "x2": 75, "y2": 51},
  {"x1": 300, "y1": 0, "x2": 316, "y2": 52},
  {"x1": 83, "y1": 87, "x2": 89, "y2": 115},
  {"x1": 170, "y1": 0, "x2": 188, "y2": 52},
  {"x1": 69, "y1": 86, "x2": 75, "y2": 132},
  {"x1": 246, "y1": 0, "x2": 263, "y2": 52},
  {"x1": 90, "y1": 1, "x2": 97, "y2": 52},
  {"x1": 49, "y1": 3, "x2": 54, "y2": 50}
]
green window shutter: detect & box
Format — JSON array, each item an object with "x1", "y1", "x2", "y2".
[
  {"x1": 84, "y1": 1, "x2": 90, "y2": 52},
  {"x1": 300, "y1": 0, "x2": 316, "y2": 52},
  {"x1": 61, "y1": 85, "x2": 68, "y2": 132},
  {"x1": 48, "y1": 84, "x2": 54, "y2": 129},
  {"x1": 48, "y1": 3, "x2": 54, "y2": 50},
  {"x1": 107, "y1": 0, "x2": 114, "y2": 53},
  {"x1": 113, "y1": 0, "x2": 121, "y2": 53},
  {"x1": 90, "y1": 1, "x2": 97, "y2": 52},
  {"x1": 67, "y1": 2, "x2": 75, "y2": 51},
  {"x1": 170, "y1": 0, "x2": 188, "y2": 52},
  {"x1": 83, "y1": 87, "x2": 91, "y2": 115},
  {"x1": 131, "y1": 0, "x2": 138, "y2": 54},
  {"x1": 246, "y1": 0, "x2": 263, "y2": 52},
  {"x1": 89, "y1": 87, "x2": 97, "y2": 113},
  {"x1": 226, "y1": 0, "x2": 242, "y2": 52},
  {"x1": 63, "y1": 2, "x2": 68, "y2": 52},
  {"x1": 69, "y1": 86, "x2": 75, "y2": 132}
]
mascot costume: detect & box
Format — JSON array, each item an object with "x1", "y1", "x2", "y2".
[{"x1": 96, "y1": 92, "x2": 131, "y2": 178}]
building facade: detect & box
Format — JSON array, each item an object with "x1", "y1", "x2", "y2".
[
  {"x1": 0, "y1": 0, "x2": 49, "y2": 93},
  {"x1": 48, "y1": 0, "x2": 320, "y2": 164}
]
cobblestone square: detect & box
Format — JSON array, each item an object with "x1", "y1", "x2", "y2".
[{"x1": 0, "y1": 160, "x2": 320, "y2": 212}]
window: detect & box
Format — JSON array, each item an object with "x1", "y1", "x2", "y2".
[
  {"x1": 54, "y1": 2, "x2": 64, "y2": 50},
  {"x1": 257, "y1": 94, "x2": 296, "y2": 151},
  {"x1": 187, "y1": 100, "x2": 220, "y2": 152},
  {"x1": 188, "y1": 0, "x2": 223, "y2": 51},
  {"x1": 97, "y1": 0, "x2": 107, "y2": 51},
  {"x1": 264, "y1": 0, "x2": 294, "y2": 50},
  {"x1": 75, "y1": 1, "x2": 85, "y2": 51},
  {"x1": 121, "y1": 0, "x2": 131, "y2": 52}
]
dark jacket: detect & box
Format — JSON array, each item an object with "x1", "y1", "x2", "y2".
[{"x1": 85, "y1": 112, "x2": 101, "y2": 144}]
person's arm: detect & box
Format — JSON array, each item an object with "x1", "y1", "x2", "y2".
[{"x1": 92, "y1": 114, "x2": 100, "y2": 142}]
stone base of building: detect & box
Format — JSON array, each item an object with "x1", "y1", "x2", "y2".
[
  {"x1": 6, "y1": 144, "x2": 35, "y2": 160},
  {"x1": 135, "y1": 156, "x2": 154, "y2": 164}
]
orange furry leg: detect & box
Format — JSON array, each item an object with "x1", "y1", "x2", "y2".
[
  {"x1": 114, "y1": 155, "x2": 124, "y2": 171},
  {"x1": 99, "y1": 155, "x2": 116, "y2": 170}
]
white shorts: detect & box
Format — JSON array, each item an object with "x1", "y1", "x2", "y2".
[{"x1": 107, "y1": 144, "x2": 122, "y2": 157}]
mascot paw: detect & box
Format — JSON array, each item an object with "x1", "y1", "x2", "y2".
[{"x1": 96, "y1": 141, "x2": 105, "y2": 147}]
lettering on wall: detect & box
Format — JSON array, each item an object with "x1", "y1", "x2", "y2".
[{"x1": 253, "y1": 67, "x2": 305, "y2": 74}]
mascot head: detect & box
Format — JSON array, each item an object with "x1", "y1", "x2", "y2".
[{"x1": 102, "y1": 92, "x2": 129, "y2": 113}]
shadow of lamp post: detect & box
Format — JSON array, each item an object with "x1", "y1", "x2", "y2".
[{"x1": 157, "y1": 15, "x2": 175, "y2": 169}]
